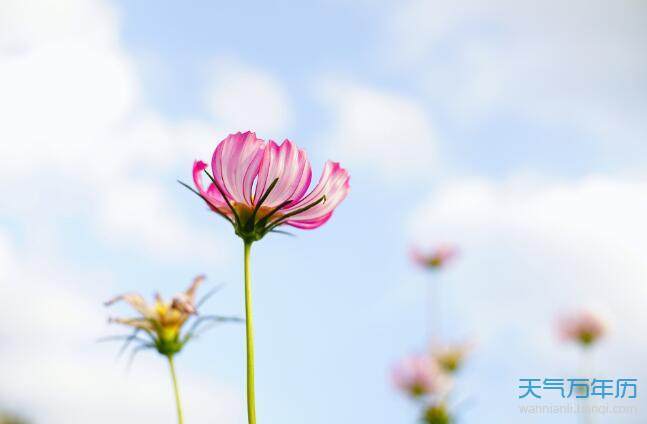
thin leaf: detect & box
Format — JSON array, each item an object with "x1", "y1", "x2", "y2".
[
  {"x1": 203, "y1": 170, "x2": 240, "y2": 225},
  {"x1": 183, "y1": 315, "x2": 244, "y2": 343},
  {"x1": 196, "y1": 284, "x2": 224, "y2": 308},
  {"x1": 117, "y1": 329, "x2": 145, "y2": 359},
  {"x1": 126, "y1": 343, "x2": 155, "y2": 371},
  {"x1": 267, "y1": 195, "x2": 326, "y2": 231},
  {"x1": 270, "y1": 229, "x2": 296, "y2": 237},
  {"x1": 177, "y1": 180, "x2": 233, "y2": 224},
  {"x1": 251, "y1": 178, "x2": 279, "y2": 221}
]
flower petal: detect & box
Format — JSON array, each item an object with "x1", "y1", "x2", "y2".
[
  {"x1": 282, "y1": 161, "x2": 350, "y2": 229},
  {"x1": 192, "y1": 160, "x2": 209, "y2": 195},
  {"x1": 104, "y1": 293, "x2": 152, "y2": 318},
  {"x1": 212, "y1": 132, "x2": 265, "y2": 205},
  {"x1": 254, "y1": 139, "x2": 312, "y2": 208},
  {"x1": 192, "y1": 160, "x2": 229, "y2": 212},
  {"x1": 184, "y1": 275, "x2": 205, "y2": 303},
  {"x1": 171, "y1": 294, "x2": 197, "y2": 315},
  {"x1": 108, "y1": 317, "x2": 155, "y2": 331}
]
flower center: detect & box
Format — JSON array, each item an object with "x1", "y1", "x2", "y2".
[{"x1": 231, "y1": 202, "x2": 285, "y2": 243}]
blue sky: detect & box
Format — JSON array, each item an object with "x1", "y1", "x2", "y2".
[{"x1": 1, "y1": 0, "x2": 647, "y2": 423}]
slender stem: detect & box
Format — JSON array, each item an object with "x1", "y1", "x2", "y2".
[
  {"x1": 425, "y1": 276, "x2": 432, "y2": 341},
  {"x1": 167, "y1": 355, "x2": 184, "y2": 424},
  {"x1": 579, "y1": 348, "x2": 593, "y2": 424},
  {"x1": 425, "y1": 274, "x2": 441, "y2": 343},
  {"x1": 435, "y1": 276, "x2": 442, "y2": 341},
  {"x1": 244, "y1": 241, "x2": 257, "y2": 424}
]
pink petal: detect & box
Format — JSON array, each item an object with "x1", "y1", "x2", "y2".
[
  {"x1": 391, "y1": 354, "x2": 448, "y2": 396},
  {"x1": 193, "y1": 160, "x2": 229, "y2": 212},
  {"x1": 285, "y1": 211, "x2": 333, "y2": 229},
  {"x1": 254, "y1": 139, "x2": 312, "y2": 208},
  {"x1": 283, "y1": 160, "x2": 350, "y2": 230},
  {"x1": 192, "y1": 160, "x2": 209, "y2": 195},
  {"x1": 212, "y1": 132, "x2": 265, "y2": 205}
]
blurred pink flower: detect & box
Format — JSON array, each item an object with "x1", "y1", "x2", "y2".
[
  {"x1": 186, "y1": 131, "x2": 350, "y2": 242},
  {"x1": 411, "y1": 245, "x2": 458, "y2": 270},
  {"x1": 392, "y1": 354, "x2": 451, "y2": 399},
  {"x1": 557, "y1": 309, "x2": 607, "y2": 347}
]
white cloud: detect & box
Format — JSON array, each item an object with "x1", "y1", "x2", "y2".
[
  {"x1": 0, "y1": 3, "x2": 241, "y2": 417},
  {"x1": 0, "y1": 41, "x2": 137, "y2": 174},
  {"x1": 410, "y1": 175, "x2": 647, "y2": 256},
  {"x1": 0, "y1": 0, "x2": 233, "y2": 262},
  {"x1": 407, "y1": 175, "x2": 647, "y2": 360},
  {"x1": 0, "y1": 231, "x2": 242, "y2": 423},
  {"x1": 3, "y1": 353, "x2": 241, "y2": 424},
  {"x1": 0, "y1": 0, "x2": 135, "y2": 176},
  {"x1": 0, "y1": 0, "x2": 117, "y2": 52},
  {"x1": 317, "y1": 80, "x2": 438, "y2": 180},
  {"x1": 206, "y1": 58, "x2": 293, "y2": 138},
  {"x1": 406, "y1": 174, "x2": 647, "y2": 420},
  {"x1": 95, "y1": 178, "x2": 227, "y2": 262},
  {"x1": 388, "y1": 0, "x2": 647, "y2": 143}
]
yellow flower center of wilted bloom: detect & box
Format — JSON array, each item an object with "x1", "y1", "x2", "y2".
[
  {"x1": 105, "y1": 275, "x2": 213, "y2": 357},
  {"x1": 154, "y1": 301, "x2": 189, "y2": 342}
]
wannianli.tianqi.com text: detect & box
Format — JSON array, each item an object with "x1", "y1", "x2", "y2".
[{"x1": 518, "y1": 403, "x2": 638, "y2": 415}]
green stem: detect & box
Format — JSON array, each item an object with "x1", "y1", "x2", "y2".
[
  {"x1": 244, "y1": 241, "x2": 257, "y2": 424},
  {"x1": 167, "y1": 355, "x2": 184, "y2": 424},
  {"x1": 579, "y1": 348, "x2": 593, "y2": 424}
]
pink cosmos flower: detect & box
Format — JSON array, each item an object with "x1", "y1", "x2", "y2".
[
  {"x1": 184, "y1": 131, "x2": 350, "y2": 242},
  {"x1": 557, "y1": 309, "x2": 607, "y2": 347},
  {"x1": 411, "y1": 245, "x2": 458, "y2": 270},
  {"x1": 392, "y1": 354, "x2": 451, "y2": 399},
  {"x1": 182, "y1": 131, "x2": 350, "y2": 424}
]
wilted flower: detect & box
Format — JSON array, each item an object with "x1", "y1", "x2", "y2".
[
  {"x1": 422, "y1": 402, "x2": 453, "y2": 424},
  {"x1": 557, "y1": 309, "x2": 607, "y2": 347},
  {"x1": 105, "y1": 275, "x2": 210, "y2": 356},
  {"x1": 104, "y1": 276, "x2": 240, "y2": 424},
  {"x1": 185, "y1": 131, "x2": 350, "y2": 243},
  {"x1": 431, "y1": 342, "x2": 472, "y2": 374},
  {"x1": 392, "y1": 354, "x2": 451, "y2": 399},
  {"x1": 411, "y1": 245, "x2": 458, "y2": 270}
]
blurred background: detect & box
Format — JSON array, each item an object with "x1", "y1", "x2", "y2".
[{"x1": 1, "y1": 0, "x2": 646, "y2": 422}]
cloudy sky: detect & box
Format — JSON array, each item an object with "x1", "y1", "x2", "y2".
[{"x1": 1, "y1": 0, "x2": 646, "y2": 423}]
